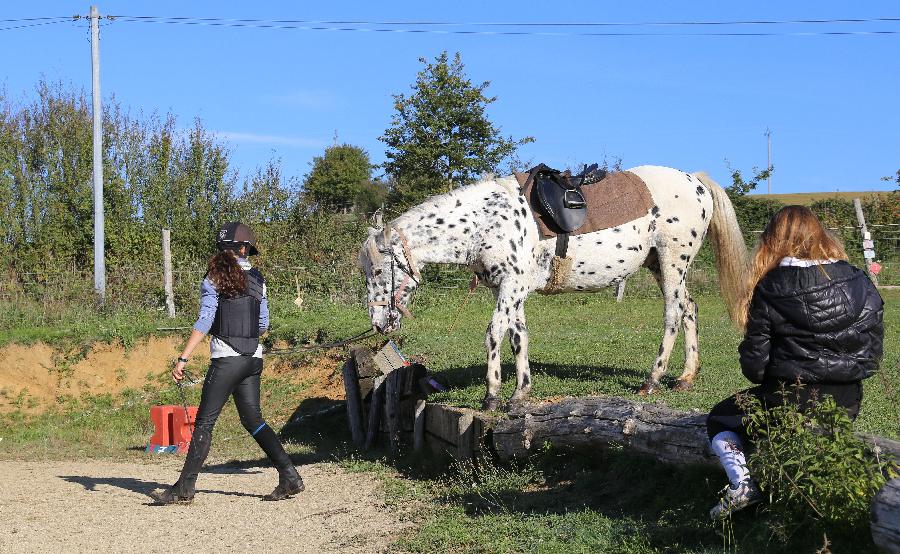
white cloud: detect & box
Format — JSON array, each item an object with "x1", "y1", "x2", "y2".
[{"x1": 216, "y1": 131, "x2": 327, "y2": 149}]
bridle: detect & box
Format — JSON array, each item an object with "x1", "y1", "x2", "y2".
[{"x1": 367, "y1": 226, "x2": 420, "y2": 325}]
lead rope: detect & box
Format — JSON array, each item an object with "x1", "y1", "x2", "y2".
[
  {"x1": 176, "y1": 369, "x2": 197, "y2": 434},
  {"x1": 447, "y1": 275, "x2": 480, "y2": 334},
  {"x1": 264, "y1": 326, "x2": 377, "y2": 356}
]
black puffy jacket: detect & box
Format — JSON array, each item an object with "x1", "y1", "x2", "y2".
[{"x1": 739, "y1": 260, "x2": 884, "y2": 385}]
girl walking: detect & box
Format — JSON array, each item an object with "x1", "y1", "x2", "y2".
[{"x1": 151, "y1": 222, "x2": 304, "y2": 505}]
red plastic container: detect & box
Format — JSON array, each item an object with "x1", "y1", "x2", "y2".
[{"x1": 147, "y1": 405, "x2": 197, "y2": 454}]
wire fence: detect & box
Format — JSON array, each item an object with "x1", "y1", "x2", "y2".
[{"x1": 0, "y1": 222, "x2": 896, "y2": 329}]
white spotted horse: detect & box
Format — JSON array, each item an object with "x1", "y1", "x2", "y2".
[{"x1": 358, "y1": 166, "x2": 748, "y2": 411}]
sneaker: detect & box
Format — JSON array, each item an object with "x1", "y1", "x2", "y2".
[{"x1": 710, "y1": 479, "x2": 763, "y2": 520}]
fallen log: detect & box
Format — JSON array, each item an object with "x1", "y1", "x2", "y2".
[
  {"x1": 492, "y1": 395, "x2": 719, "y2": 465},
  {"x1": 872, "y1": 477, "x2": 900, "y2": 553},
  {"x1": 492, "y1": 395, "x2": 900, "y2": 465}
]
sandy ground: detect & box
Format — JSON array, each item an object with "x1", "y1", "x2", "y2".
[{"x1": 0, "y1": 460, "x2": 410, "y2": 554}]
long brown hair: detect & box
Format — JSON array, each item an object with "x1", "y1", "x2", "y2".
[
  {"x1": 736, "y1": 205, "x2": 848, "y2": 329},
  {"x1": 207, "y1": 248, "x2": 247, "y2": 298}
]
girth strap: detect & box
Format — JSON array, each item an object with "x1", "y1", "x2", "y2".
[{"x1": 555, "y1": 233, "x2": 570, "y2": 258}]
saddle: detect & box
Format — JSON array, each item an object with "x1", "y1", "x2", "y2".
[
  {"x1": 513, "y1": 163, "x2": 655, "y2": 294},
  {"x1": 533, "y1": 163, "x2": 607, "y2": 233}
]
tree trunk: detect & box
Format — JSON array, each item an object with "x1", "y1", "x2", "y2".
[
  {"x1": 872, "y1": 477, "x2": 900, "y2": 553},
  {"x1": 492, "y1": 396, "x2": 719, "y2": 465},
  {"x1": 492, "y1": 396, "x2": 900, "y2": 466}
]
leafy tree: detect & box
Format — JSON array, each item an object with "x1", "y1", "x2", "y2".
[
  {"x1": 881, "y1": 169, "x2": 899, "y2": 188},
  {"x1": 725, "y1": 159, "x2": 774, "y2": 197},
  {"x1": 303, "y1": 144, "x2": 373, "y2": 213},
  {"x1": 354, "y1": 178, "x2": 389, "y2": 215},
  {"x1": 380, "y1": 51, "x2": 533, "y2": 206},
  {"x1": 234, "y1": 158, "x2": 295, "y2": 224}
]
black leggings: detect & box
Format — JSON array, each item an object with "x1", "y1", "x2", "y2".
[
  {"x1": 177, "y1": 355, "x2": 294, "y2": 491},
  {"x1": 195, "y1": 356, "x2": 266, "y2": 436},
  {"x1": 706, "y1": 380, "x2": 863, "y2": 442}
]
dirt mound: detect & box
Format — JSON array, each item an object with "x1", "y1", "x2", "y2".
[
  {"x1": 0, "y1": 336, "x2": 193, "y2": 413},
  {"x1": 0, "y1": 338, "x2": 347, "y2": 413}
]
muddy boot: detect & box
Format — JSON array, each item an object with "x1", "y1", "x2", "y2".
[
  {"x1": 150, "y1": 427, "x2": 212, "y2": 505},
  {"x1": 253, "y1": 423, "x2": 305, "y2": 501},
  {"x1": 148, "y1": 479, "x2": 194, "y2": 505}
]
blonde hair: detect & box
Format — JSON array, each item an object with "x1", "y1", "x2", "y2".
[{"x1": 736, "y1": 205, "x2": 848, "y2": 329}]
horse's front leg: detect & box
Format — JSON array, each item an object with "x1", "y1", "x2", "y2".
[
  {"x1": 508, "y1": 299, "x2": 531, "y2": 406},
  {"x1": 482, "y1": 294, "x2": 512, "y2": 411}
]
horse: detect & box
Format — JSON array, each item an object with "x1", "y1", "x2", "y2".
[{"x1": 358, "y1": 165, "x2": 748, "y2": 411}]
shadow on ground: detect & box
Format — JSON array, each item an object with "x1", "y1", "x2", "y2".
[{"x1": 60, "y1": 475, "x2": 264, "y2": 500}]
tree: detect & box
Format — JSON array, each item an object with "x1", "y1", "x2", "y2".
[
  {"x1": 725, "y1": 159, "x2": 774, "y2": 197},
  {"x1": 234, "y1": 158, "x2": 295, "y2": 224},
  {"x1": 881, "y1": 169, "x2": 899, "y2": 188},
  {"x1": 303, "y1": 144, "x2": 373, "y2": 213},
  {"x1": 380, "y1": 51, "x2": 533, "y2": 206}
]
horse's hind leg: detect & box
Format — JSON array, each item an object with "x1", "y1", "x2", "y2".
[
  {"x1": 674, "y1": 296, "x2": 700, "y2": 391},
  {"x1": 638, "y1": 246, "x2": 690, "y2": 395}
]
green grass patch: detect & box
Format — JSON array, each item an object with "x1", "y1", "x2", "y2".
[
  {"x1": 0, "y1": 285, "x2": 895, "y2": 553},
  {"x1": 379, "y1": 287, "x2": 899, "y2": 439}
]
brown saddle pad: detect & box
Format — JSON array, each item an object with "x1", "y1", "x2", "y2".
[{"x1": 514, "y1": 169, "x2": 655, "y2": 239}]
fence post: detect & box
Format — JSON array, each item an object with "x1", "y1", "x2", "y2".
[
  {"x1": 162, "y1": 228, "x2": 175, "y2": 318},
  {"x1": 853, "y1": 198, "x2": 879, "y2": 286}
]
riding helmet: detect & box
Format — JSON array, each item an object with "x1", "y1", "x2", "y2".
[{"x1": 216, "y1": 222, "x2": 259, "y2": 256}]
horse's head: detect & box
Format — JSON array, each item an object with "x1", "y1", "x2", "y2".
[{"x1": 358, "y1": 225, "x2": 421, "y2": 334}]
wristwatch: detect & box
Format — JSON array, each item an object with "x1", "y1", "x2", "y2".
[{"x1": 177, "y1": 357, "x2": 189, "y2": 363}]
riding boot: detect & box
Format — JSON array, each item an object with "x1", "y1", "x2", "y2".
[
  {"x1": 149, "y1": 427, "x2": 213, "y2": 505},
  {"x1": 252, "y1": 423, "x2": 304, "y2": 501}
]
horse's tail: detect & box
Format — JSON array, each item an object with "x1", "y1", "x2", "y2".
[{"x1": 693, "y1": 172, "x2": 749, "y2": 325}]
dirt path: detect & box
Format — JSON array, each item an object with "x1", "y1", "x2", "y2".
[{"x1": 0, "y1": 460, "x2": 410, "y2": 553}]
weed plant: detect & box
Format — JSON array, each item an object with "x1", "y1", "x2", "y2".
[{"x1": 740, "y1": 388, "x2": 898, "y2": 543}]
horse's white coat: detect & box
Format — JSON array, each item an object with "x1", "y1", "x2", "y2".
[{"x1": 360, "y1": 166, "x2": 743, "y2": 409}]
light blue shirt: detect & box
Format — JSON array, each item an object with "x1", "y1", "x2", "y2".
[{"x1": 193, "y1": 258, "x2": 269, "y2": 358}]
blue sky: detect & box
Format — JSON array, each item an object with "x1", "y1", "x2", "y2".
[{"x1": 2, "y1": 1, "x2": 899, "y2": 193}]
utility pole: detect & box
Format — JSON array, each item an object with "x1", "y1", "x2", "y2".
[
  {"x1": 764, "y1": 127, "x2": 772, "y2": 194},
  {"x1": 90, "y1": 5, "x2": 106, "y2": 302}
]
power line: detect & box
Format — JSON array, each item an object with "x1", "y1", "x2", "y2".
[
  {"x1": 107, "y1": 15, "x2": 900, "y2": 28},
  {"x1": 0, "y1": 17, "x2": 72, "y2": 23},
  {"x1": 3, "y1": 14, "x2": 898, "y2": 37},
  {"x1": 0, "y1": 19, "x2": 74, "y2": 32},
  {"x1": 103, "y1": 16, "x2": 900, "y2": 37}
]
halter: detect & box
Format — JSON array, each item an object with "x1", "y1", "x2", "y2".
[{"x1": 367, "y1": 226, "x2": 420, "y2": 323}]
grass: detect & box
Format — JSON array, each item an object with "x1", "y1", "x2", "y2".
[
  {"x1": 0, "y1": 283, "x2": 896, "y2": 553},
  {"x1": 384, "y1": 284, "x2": 899, "y2": 439},
  {"x1": 753, "y1": 190, "x2": 895, "y2": 205}
]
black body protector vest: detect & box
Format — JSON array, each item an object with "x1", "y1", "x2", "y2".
[{"x1": 209, "y1": 267, "x2": 265, "y2": 355}]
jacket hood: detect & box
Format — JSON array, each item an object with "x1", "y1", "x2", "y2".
[{"x1": 756, "y1": 261, "x2": 869, "y2": 333}]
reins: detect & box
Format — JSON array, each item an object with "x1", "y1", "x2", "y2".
[
  {"x1": 264, "y1": 326, "x2": 377, "y2": 356},
  {"x1": 176, "y1": 369, "x2": 199, "y2": 434}
]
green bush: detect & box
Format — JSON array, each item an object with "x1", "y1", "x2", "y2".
[{"x1": 740, "y1": 388, "x2": 897, "y2": 540}]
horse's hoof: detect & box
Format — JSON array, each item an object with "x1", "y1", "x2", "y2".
[
  {"x1": 637, "y1": 382, "x2": 657, "y2": 396},
  {"x1": 509, "y1": 390, "x2": 531, "y2": 408},
  {"x1": 673, "y1": 379, "x2": 693, "y2": 392},
  {"x1": 481, "y1": 396, "x2": 502, "y2": 412}
]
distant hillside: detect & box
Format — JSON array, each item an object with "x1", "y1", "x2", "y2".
[{"x1": 752, "y1": 191, "x2": 895, "y2": 205}]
